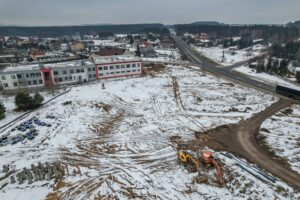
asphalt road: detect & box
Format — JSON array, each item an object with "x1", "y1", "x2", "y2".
[
  {"x1": 172, "y1": 35, "x2": 300, "y2": 190},
  {"x1": 171, "y1": 35, "x2": 276, "y2": 94}
]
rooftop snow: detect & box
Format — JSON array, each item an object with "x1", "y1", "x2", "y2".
[
  {"x1": 1, "y1": 60, "x2": 93, "y2": 73},
  {"x1": 92, "y1": 55, "x2": 141, "y2": 65}
]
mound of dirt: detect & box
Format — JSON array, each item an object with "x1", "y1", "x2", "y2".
[
  {"x1": 142, "y1": 64, "x2": 166, "y2": 76},
  {"x1": 194, "y1": 124, "x2": 237, "y2": 152},
  {"x1": 95, "y1": 102, "x2": 112, "y2": 113}
]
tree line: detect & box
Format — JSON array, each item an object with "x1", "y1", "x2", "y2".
[
  {"x1": 175, "y1": 24, "x2": 300, "y2": 44},
  {"x1": 0, "y1": 24, "x2": 167, "y2": 37}
]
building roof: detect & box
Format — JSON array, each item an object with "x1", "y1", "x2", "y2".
[
  {"x1": 92, "y1": 55, "x2": 141, "y2": 65},
  {"x1": 1, "y1": 60, "x2": 93, "y2": 73},
  {"x1": 94, "y1": 47, "x2": 126, "y2": 56}
]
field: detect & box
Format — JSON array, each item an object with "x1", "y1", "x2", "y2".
[
  {"x1": 0, "y1": 65, "x2": 299, "y2": 200},
  {"x1": 195, "y1": 45, "x2": 263, "y2": 66},
  {"x1": 260, "y1": 105, "x2": 300, "y2": 174}
]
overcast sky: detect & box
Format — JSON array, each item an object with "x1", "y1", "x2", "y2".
[{"x1": 0, "y1": 0, "x2": 299, "y2": 26}]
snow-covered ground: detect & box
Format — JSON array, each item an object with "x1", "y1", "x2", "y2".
[
  {"x1": 142, "y1": 49, "x2": 181, "y2": 63},
  {"x1": 196, "y1": 45, "x2": 264, "y2": 66},
  {"x1": 154, "y1": 49, "x2": 181, "y2": 60},
  {"x1": 235, "y1": 66, "x2": 300, "y2": 90},
  {"x1": 0, "y1": 65, "x2": 299, "y2": 199},
  {"x1": 260, "y1": 105, "x2": 300, "y2": 174}
]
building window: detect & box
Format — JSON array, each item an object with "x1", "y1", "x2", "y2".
[
  {"x1": 93, "y1": 74, "x2": 96, "y2": 78},
  {"x1": 69, "y1": 76, "x2": 72, "y2": 80},
  {"x1": 70, "y1": 70, "x2": 74, "y2": 74},
  {"x1": 92, "y1": 68, "x2": 95, "y2": 71},
  {"x1": 33, "y1": 80, "x2": 37, "y2": 85},
  {"x1": 65, "y1": 77, "x2": 68, "y2": 81},
  {"x1": 76, "y1": 69, "x2": 80, "y2": 73},
  {"x1": 58, "y1": 78, "x2": 63, "y2": 82},
  {"x1": 116, "y1": 65, "x2": 120, "y2": 69},
  {"x1": 106, "y1": 72, "x2": 109, "y2": 75},
  {"x1": 30, "y1": 73, "x2": 35, "y2": 77},
  {"x1": 133, "y1": 70, "x2": 137, "y2": 72},
  {"x1": 17, "y1": 74, "x2": 22, "y2": 79},
  {"x1": 99, "y1": 66, "x2": 103, "y2": 70},
  {"x1": 3, "y1": 83, "x2": 8, "y2": 88},
  {"x1": 127, "y1": 70, "x2": 131, "y2": 73},
  {"x1": 126, "y1": 64, "x2": 130, "y2": 68},
  {"x1": 63, "y1": 70, "x2": 67, "y2": 75},
  {"x1": 1, "y1": 75, "x2": 6, "y2": 80},
  {"x1": 36, "y1": 73, "x2": 41, "y2": 77},
  {"x1": 54, "y1": 71, "x2": 59, "y2": 75},
  {"x1": 138, "y1": 63, "x2": 141, "y2": 67},
  {"x1": 110, "y1": 72, "x2": 115, "y2": 74},
  {"x1": 121, "y1": 71, "x2": 125, "y2": 73},
  {"x1": 13, "y1": 82, "x2": 18, "y2": 87},
  {"x1": 26, "y1": 74, "x2": 29, "y2": 78},
  {"x1": 104, "y1": 66, "x2": 108, "y2": 70},
  {"x1": 116, "y1": 71, "x2": 120, "y2": 74},
  {"x1": 89, "y1": 74, "x2": 92, "y2": 78},
  {"x1": 27, "y1": 81, "x2": 31, "y2": 85},
  {"x1": 80, "y1": 69, "x2": 84, "y2": 73},
  {"x1": 132, "y1": 64, "x2": 136, "y2": 68},
  {"x1": 110, "y1": 66, "x2": 114, "y2": 70},
  {"x1": 11, "y1": 75, "x2": 16, "y2": 79},
  {"x1": 137, "y1": 69, "x2": 141, "y2": 71},
  {"x1": 88, "y1": 68, "x2": 91, "y2": 72},
  {"x1": 121, "y1": 65, "x2": 125, "y2": 69},
  {"x1": 39, "y1": 80, "x2": 43, "y2": 84},
  {"x1": 54, "y1": 78, "x2": 58, "y2": 82}
]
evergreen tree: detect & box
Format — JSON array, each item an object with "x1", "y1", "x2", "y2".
[
  {"x1": 0, "y1": 101, "x2": 5, "y2": 120},
  {"x1": 15, "y1": 92, "x2": 44, "y2": 111},
  {"x1": 278, "y1": 59, "x2": 288, "y2": 76},
  {"x1": 266, "y1": 57, "x2": 272, "y2": 72},
  {"x1": 33, "y1": 92, "x2": 44, "y2": 107},
  {"x1": 272, "y1": 60, "x2": 279, "y2": 74},
  {"x1": 15, "y1": 92, "x2": 32, "y2": 111},
  {"x1": 296, "y1": 72, "x2": 300, "y2": 83},
  {"x1": 135, "y1": 45, "x2": 141, "y2": 57},
  {"x1": 256, "y1": 60, "x2": 265, "y2": 73}
]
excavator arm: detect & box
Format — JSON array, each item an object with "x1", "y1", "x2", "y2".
[{"x1": 212, "y1": 159, "x2": 224, "y2": 184}]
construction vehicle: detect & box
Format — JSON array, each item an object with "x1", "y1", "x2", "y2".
[{"x1": 178, "y1": 149, "x2": 224, "y2": 185}]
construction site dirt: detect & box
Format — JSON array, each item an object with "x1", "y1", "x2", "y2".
[
  {"x1": 194, "y1": 99, "x2": 300, "y2": 190},
  {"x1": 1, "y1": 65, "x2": 300, "y2": 199}
]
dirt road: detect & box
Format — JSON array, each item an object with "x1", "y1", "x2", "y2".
[{"x1": 199, "y1": 99, "x2": 300, "y2": 190}]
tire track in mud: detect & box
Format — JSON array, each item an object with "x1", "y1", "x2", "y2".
[
  {"x1": 200, "y1": 99, "x2": 300, "y2": 190},
  {"x1": 171, "y1": 76, "x2": 206, "y2": 131},
  {"x1": 49, "y1": 96, "x2": 184, "y2": 199}
]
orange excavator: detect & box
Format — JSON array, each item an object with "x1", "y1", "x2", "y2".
[{"x1": 178, "y1": 149, "x2": 224, "y2": 185}]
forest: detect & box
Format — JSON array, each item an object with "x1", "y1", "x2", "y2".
[
  {"x1": 0, "y1": 24, "x2": 167, "y2": 37},
  {"x1": 175, "y1": 24, "x2": 300, "y2": 44}
]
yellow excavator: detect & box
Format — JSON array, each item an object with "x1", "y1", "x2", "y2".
[{"x1": 178, "y1": 149, "x2": 224, "y2": 185}]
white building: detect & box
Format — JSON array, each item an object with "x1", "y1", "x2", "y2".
[
  {"x1": 0, "y1": 56, "x2": 142, "y2": 93},
  {"x1": 91, "y1": 55, "x2": 142, "y2": 80}
]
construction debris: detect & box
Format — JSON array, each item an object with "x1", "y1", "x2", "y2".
[{"x1": 8, "y1": 162, "x2": 65, "y2": 185}]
